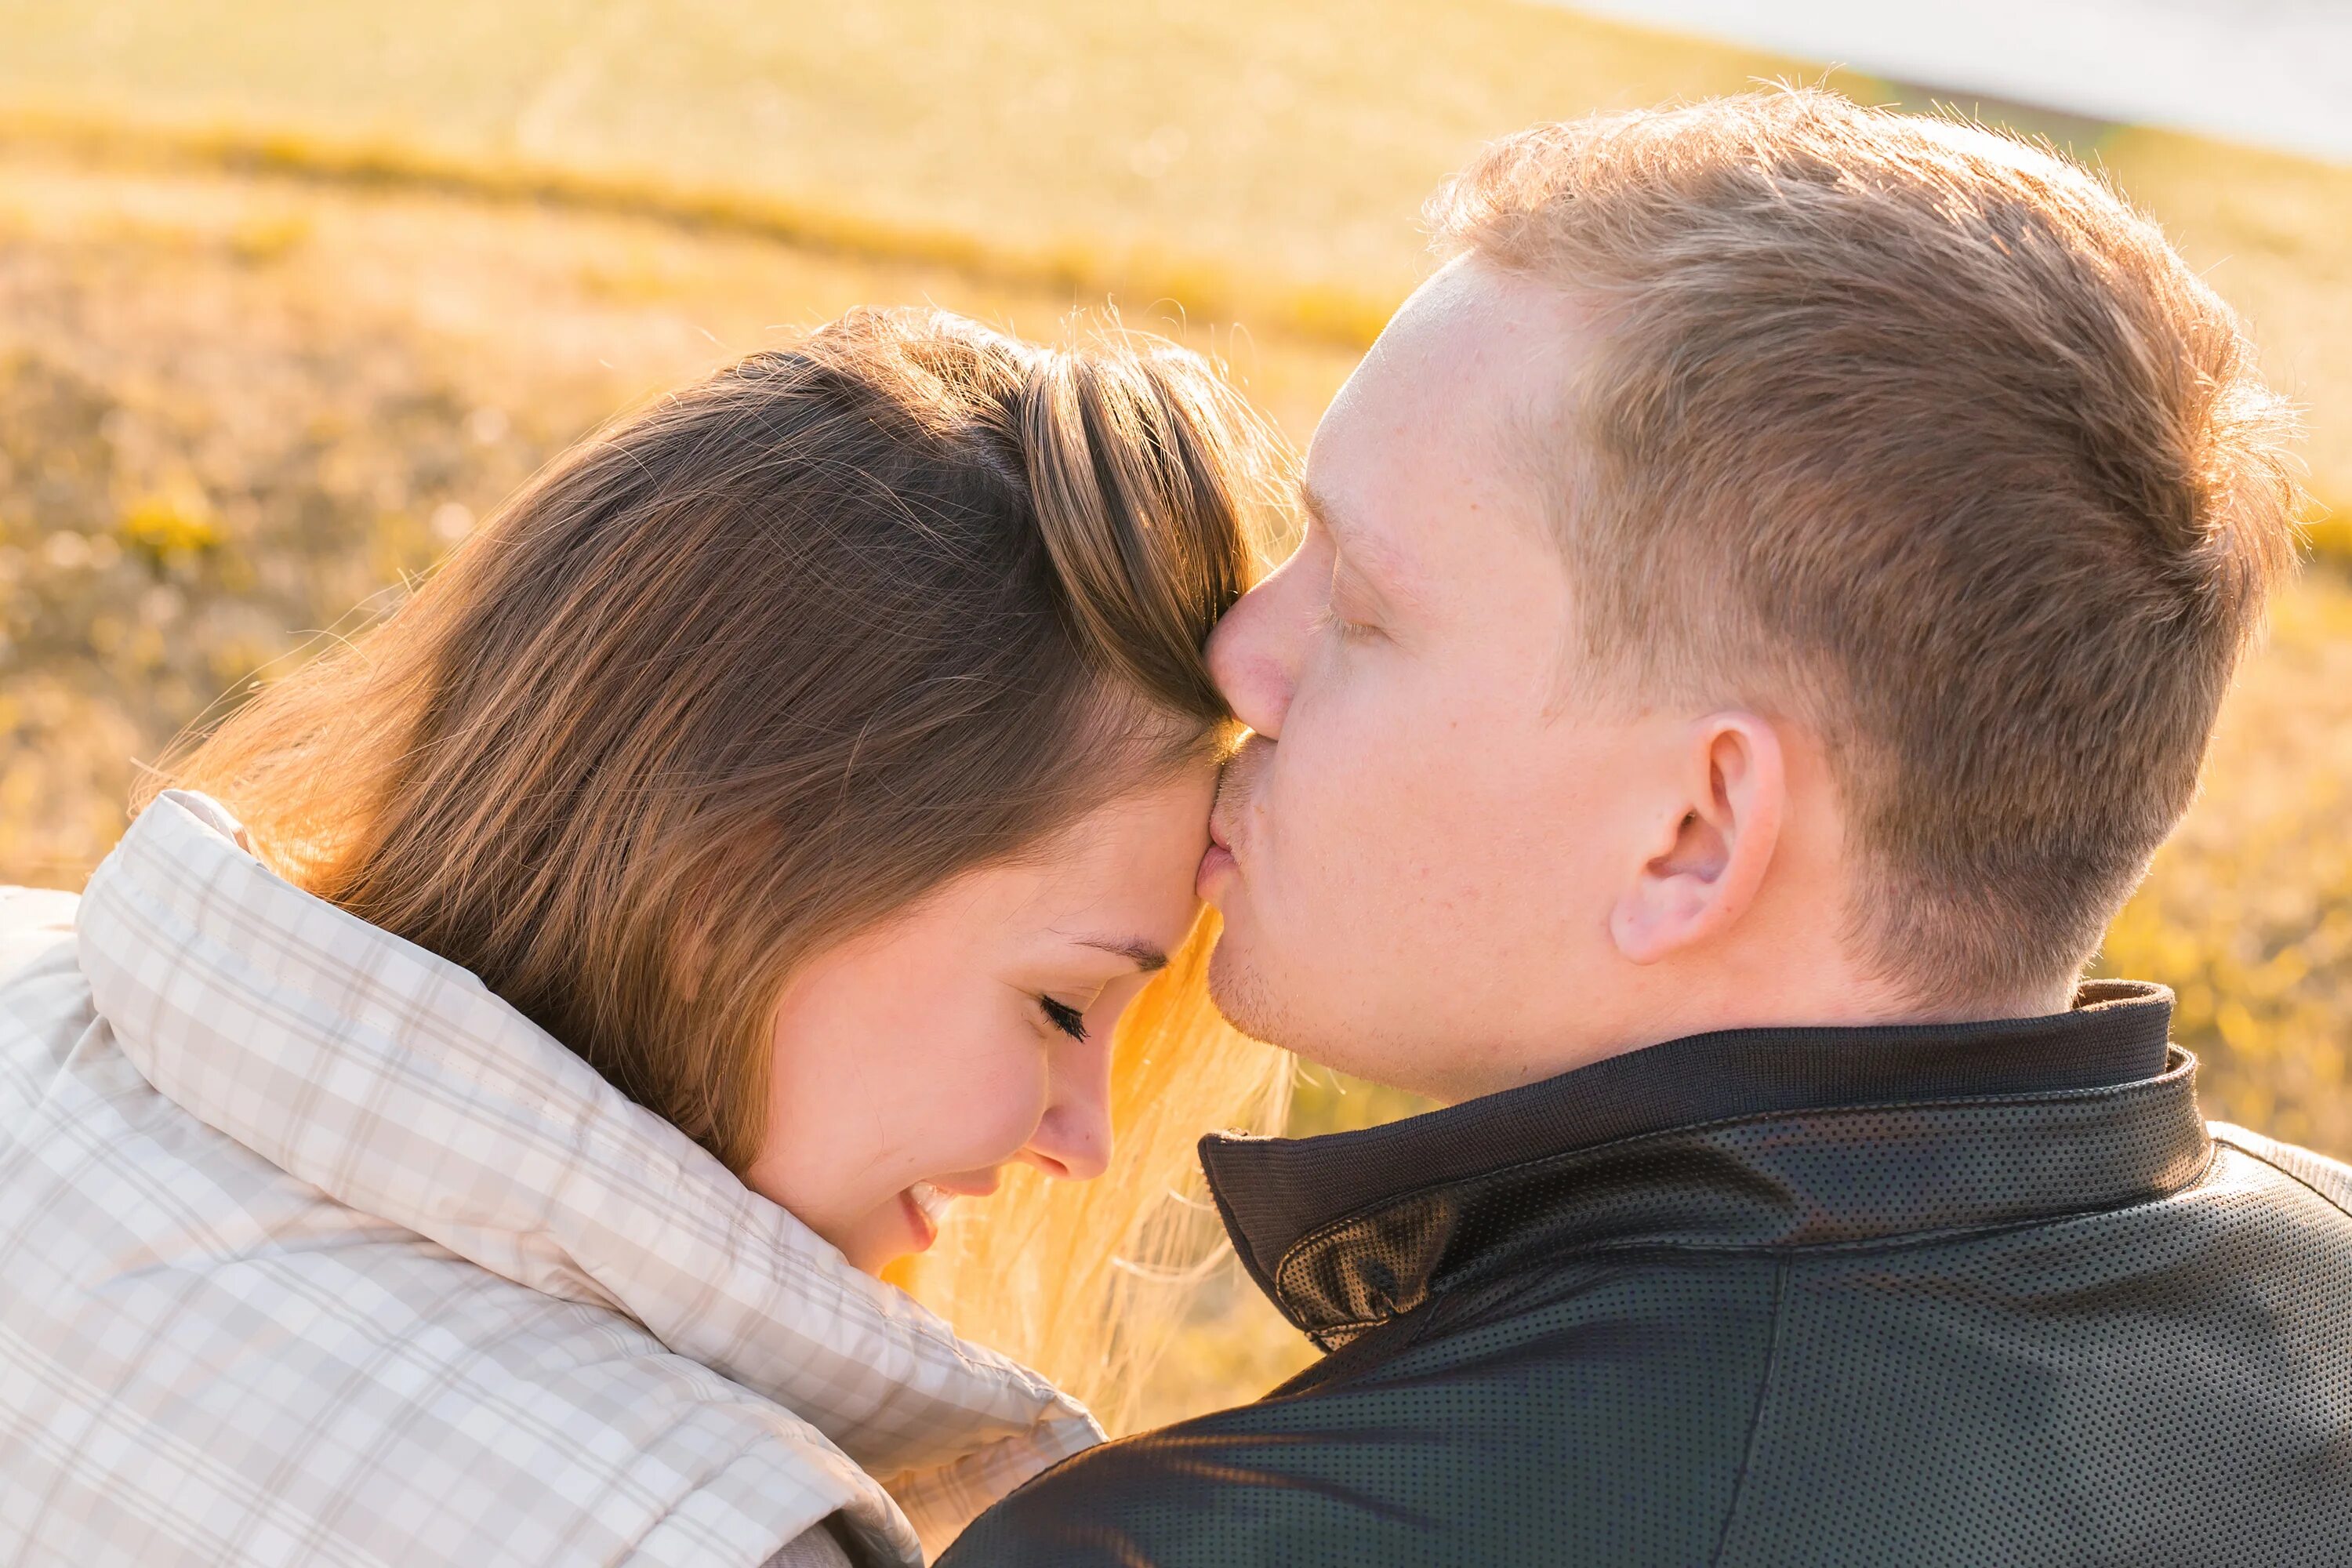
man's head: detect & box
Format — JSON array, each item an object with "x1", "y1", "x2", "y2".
[{"x1": 1200, "y1": 89, "x2": 2301, "y2": 1102}]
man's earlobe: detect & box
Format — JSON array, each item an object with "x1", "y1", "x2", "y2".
[{"x1": 1609, "y1": 714, "x2": 1785, "y2": 965}]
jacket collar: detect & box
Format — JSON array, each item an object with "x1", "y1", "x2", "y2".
[{"x1": 1201, "y1": 983, "x2": 2207, "y2": 1347}]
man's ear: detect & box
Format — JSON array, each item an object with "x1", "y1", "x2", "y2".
[{"x1": 1609, "y1": 713, "x2": 1786, "y2": 966}]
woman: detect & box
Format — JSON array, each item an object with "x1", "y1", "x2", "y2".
[{"x1": 0, "y1": 310, "x2": 1290, "y2": 1567}]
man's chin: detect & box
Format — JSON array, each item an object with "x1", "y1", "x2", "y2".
[
  {"x1": 1203, "y1": 927, "x2": 1290, "y2": 1049},
  {"x1": 1206, "y1": 935, "x2": 1441, "y2": 1098}
]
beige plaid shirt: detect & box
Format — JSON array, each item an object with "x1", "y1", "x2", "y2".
[{"x1": 0, "y1": 792, "x2": 1102, "y2": 1566}]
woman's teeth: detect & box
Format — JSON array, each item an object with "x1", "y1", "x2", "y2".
[{"x1": 908, "y1": 1181, "x2": 958, "y2": 1228}]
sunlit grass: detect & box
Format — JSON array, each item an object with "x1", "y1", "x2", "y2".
[
  {"x1": 2, "y1": 0, "x2": 2344, "y2": 509},
  {"x1": 0, "y1": 141, "x2": 1359, "y2": 885}
]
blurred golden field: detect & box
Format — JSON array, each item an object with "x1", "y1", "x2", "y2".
[{"x1": 3, "y1": 0, "x2": 2350, "y2": 1430}]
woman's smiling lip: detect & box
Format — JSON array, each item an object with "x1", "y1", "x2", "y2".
[
  {"x1": 922, "y1": 1170, "x2": 1001, "y2": 1200},
  {"x1": 908, "y1": 1180, "x2": 958, "y2": 1229},
  {"x1": 898, "y1": 1173, "x2": 1000, "y2": 1251},
  {"x1": 898, "y1": 1187, "x2": 942, "y2": 1250}
]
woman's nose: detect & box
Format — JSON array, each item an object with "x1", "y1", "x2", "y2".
[
  {"x1": 1023, "y1": 1044, "x2": 1112, "y2": 1182},
  {"x1": 1207, "y1": 558, "x2": 1307, "y2": 740}
]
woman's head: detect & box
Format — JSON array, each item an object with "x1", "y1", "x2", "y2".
[
  {"x1": 157, "y1": 309, "x2": 1290, "y2": 1406},
  {"x1": 753, "y1": 767, "x2": 1214, "y2": 1271}
]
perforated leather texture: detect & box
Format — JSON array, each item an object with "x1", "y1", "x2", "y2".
[{"x1": 938, "y1": 983, "x2": 2352, "y2": 1566}]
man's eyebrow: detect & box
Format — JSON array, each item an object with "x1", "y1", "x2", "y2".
[
  {"x1": 1299, "y1": 480, "x2": 1345, "y2": 542},
  {"x1": 1078, "y1": 937, "x2": 1170, "y2": 973},
  {"x1": 1303, "y1": 479, "x2": 1422, "y2": 605}
]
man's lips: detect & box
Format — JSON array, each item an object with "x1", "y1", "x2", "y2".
[
  {"x1": 1203, "y1": 735, "x2": 1268, "y2": 896},
  {"x1": 1202, "y1": 785, "x2": 1240, "y2": 888},
  {"x1": 1206, "y1": 754, "x2": 1249, "y2": 855},
  {"x1": 1196, "y1": 835, "x2": 1238, "y2": 900}
]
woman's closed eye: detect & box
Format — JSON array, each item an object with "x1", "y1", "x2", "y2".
[{"x1": 1037, "y1": 995, "x2": 1091, "y2": 1041}]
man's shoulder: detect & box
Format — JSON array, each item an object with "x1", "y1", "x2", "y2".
[
  {"x1": 2208, "y1": 1120, "x2": 2352, "y2": 1219},
  {"x1": 943, "y1": 1158, "x2": 2352, "y2": 1567},
  {"x1": 938, "y1": 1257, "x2": 1784, "y2": 1568}
]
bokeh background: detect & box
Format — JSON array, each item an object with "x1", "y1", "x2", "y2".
[{"x1": 2, "y1": 0, "x2": 2346, "y2": 1427}]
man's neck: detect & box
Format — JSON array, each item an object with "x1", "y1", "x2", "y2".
[{"x1": 1441, "y1": 964, "x2": 2083, "y2": 1105}]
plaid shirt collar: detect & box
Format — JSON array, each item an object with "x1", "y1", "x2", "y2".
[{"x1": 76, "y1": 790, "x2": 1102, "y2": 1555}]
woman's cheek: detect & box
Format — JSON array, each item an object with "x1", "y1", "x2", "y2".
[{"x1": 929, "y1": 1035, "x2": 1054, "y2": 1167}]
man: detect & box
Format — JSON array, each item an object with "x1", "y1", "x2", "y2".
[{"x1": 940, "y1": 89, "x2": 2343, "y2": 1566}]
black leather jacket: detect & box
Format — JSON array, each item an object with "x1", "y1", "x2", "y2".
[{"x1": 939, "y1": 982, "x2": 2352, "y2": 1566}]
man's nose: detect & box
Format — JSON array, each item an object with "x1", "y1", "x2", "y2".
[{"x1": 1207, "y1": 562, "x2": 1307, "y2": 739}]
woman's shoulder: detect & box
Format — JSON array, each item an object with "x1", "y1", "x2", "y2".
[
  {"x1": 2, "y1": 802, "x2": 1091, "y2": 1566},
  {"x1": 0, "y1": 991, "x2": 891, "y2": 1566},
  {"x1": 1, "y1": 836, "x2": 911, "y2": 1564},
  {"x1": 0, "y1": 884, "x2": 78, "y2": 976},
  {"x1": 0, "y1": 885, "x2": 89, "y2": 1098}
]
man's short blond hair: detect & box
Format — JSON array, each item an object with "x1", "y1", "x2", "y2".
[{"x1": 1431, "y1": 88, "x2": 2302, "y2": 1011}]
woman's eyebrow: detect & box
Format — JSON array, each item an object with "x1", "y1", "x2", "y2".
[{"x1": 1076, "y1": 937, "x2": 1170, "y2": 973}]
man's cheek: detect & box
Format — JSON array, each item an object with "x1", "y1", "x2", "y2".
[{"x1": 1305, "y1": 700, "x2": 1408, "y2": 818}]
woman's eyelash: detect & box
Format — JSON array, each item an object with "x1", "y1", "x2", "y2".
[{"x1": 1038, "y1": 996, "x2": 1089, "y2": 1042}]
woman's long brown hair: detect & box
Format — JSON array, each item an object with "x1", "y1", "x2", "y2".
[{"x1": 143, "y1": 307, "x2": 1292, "y2": 1428}]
